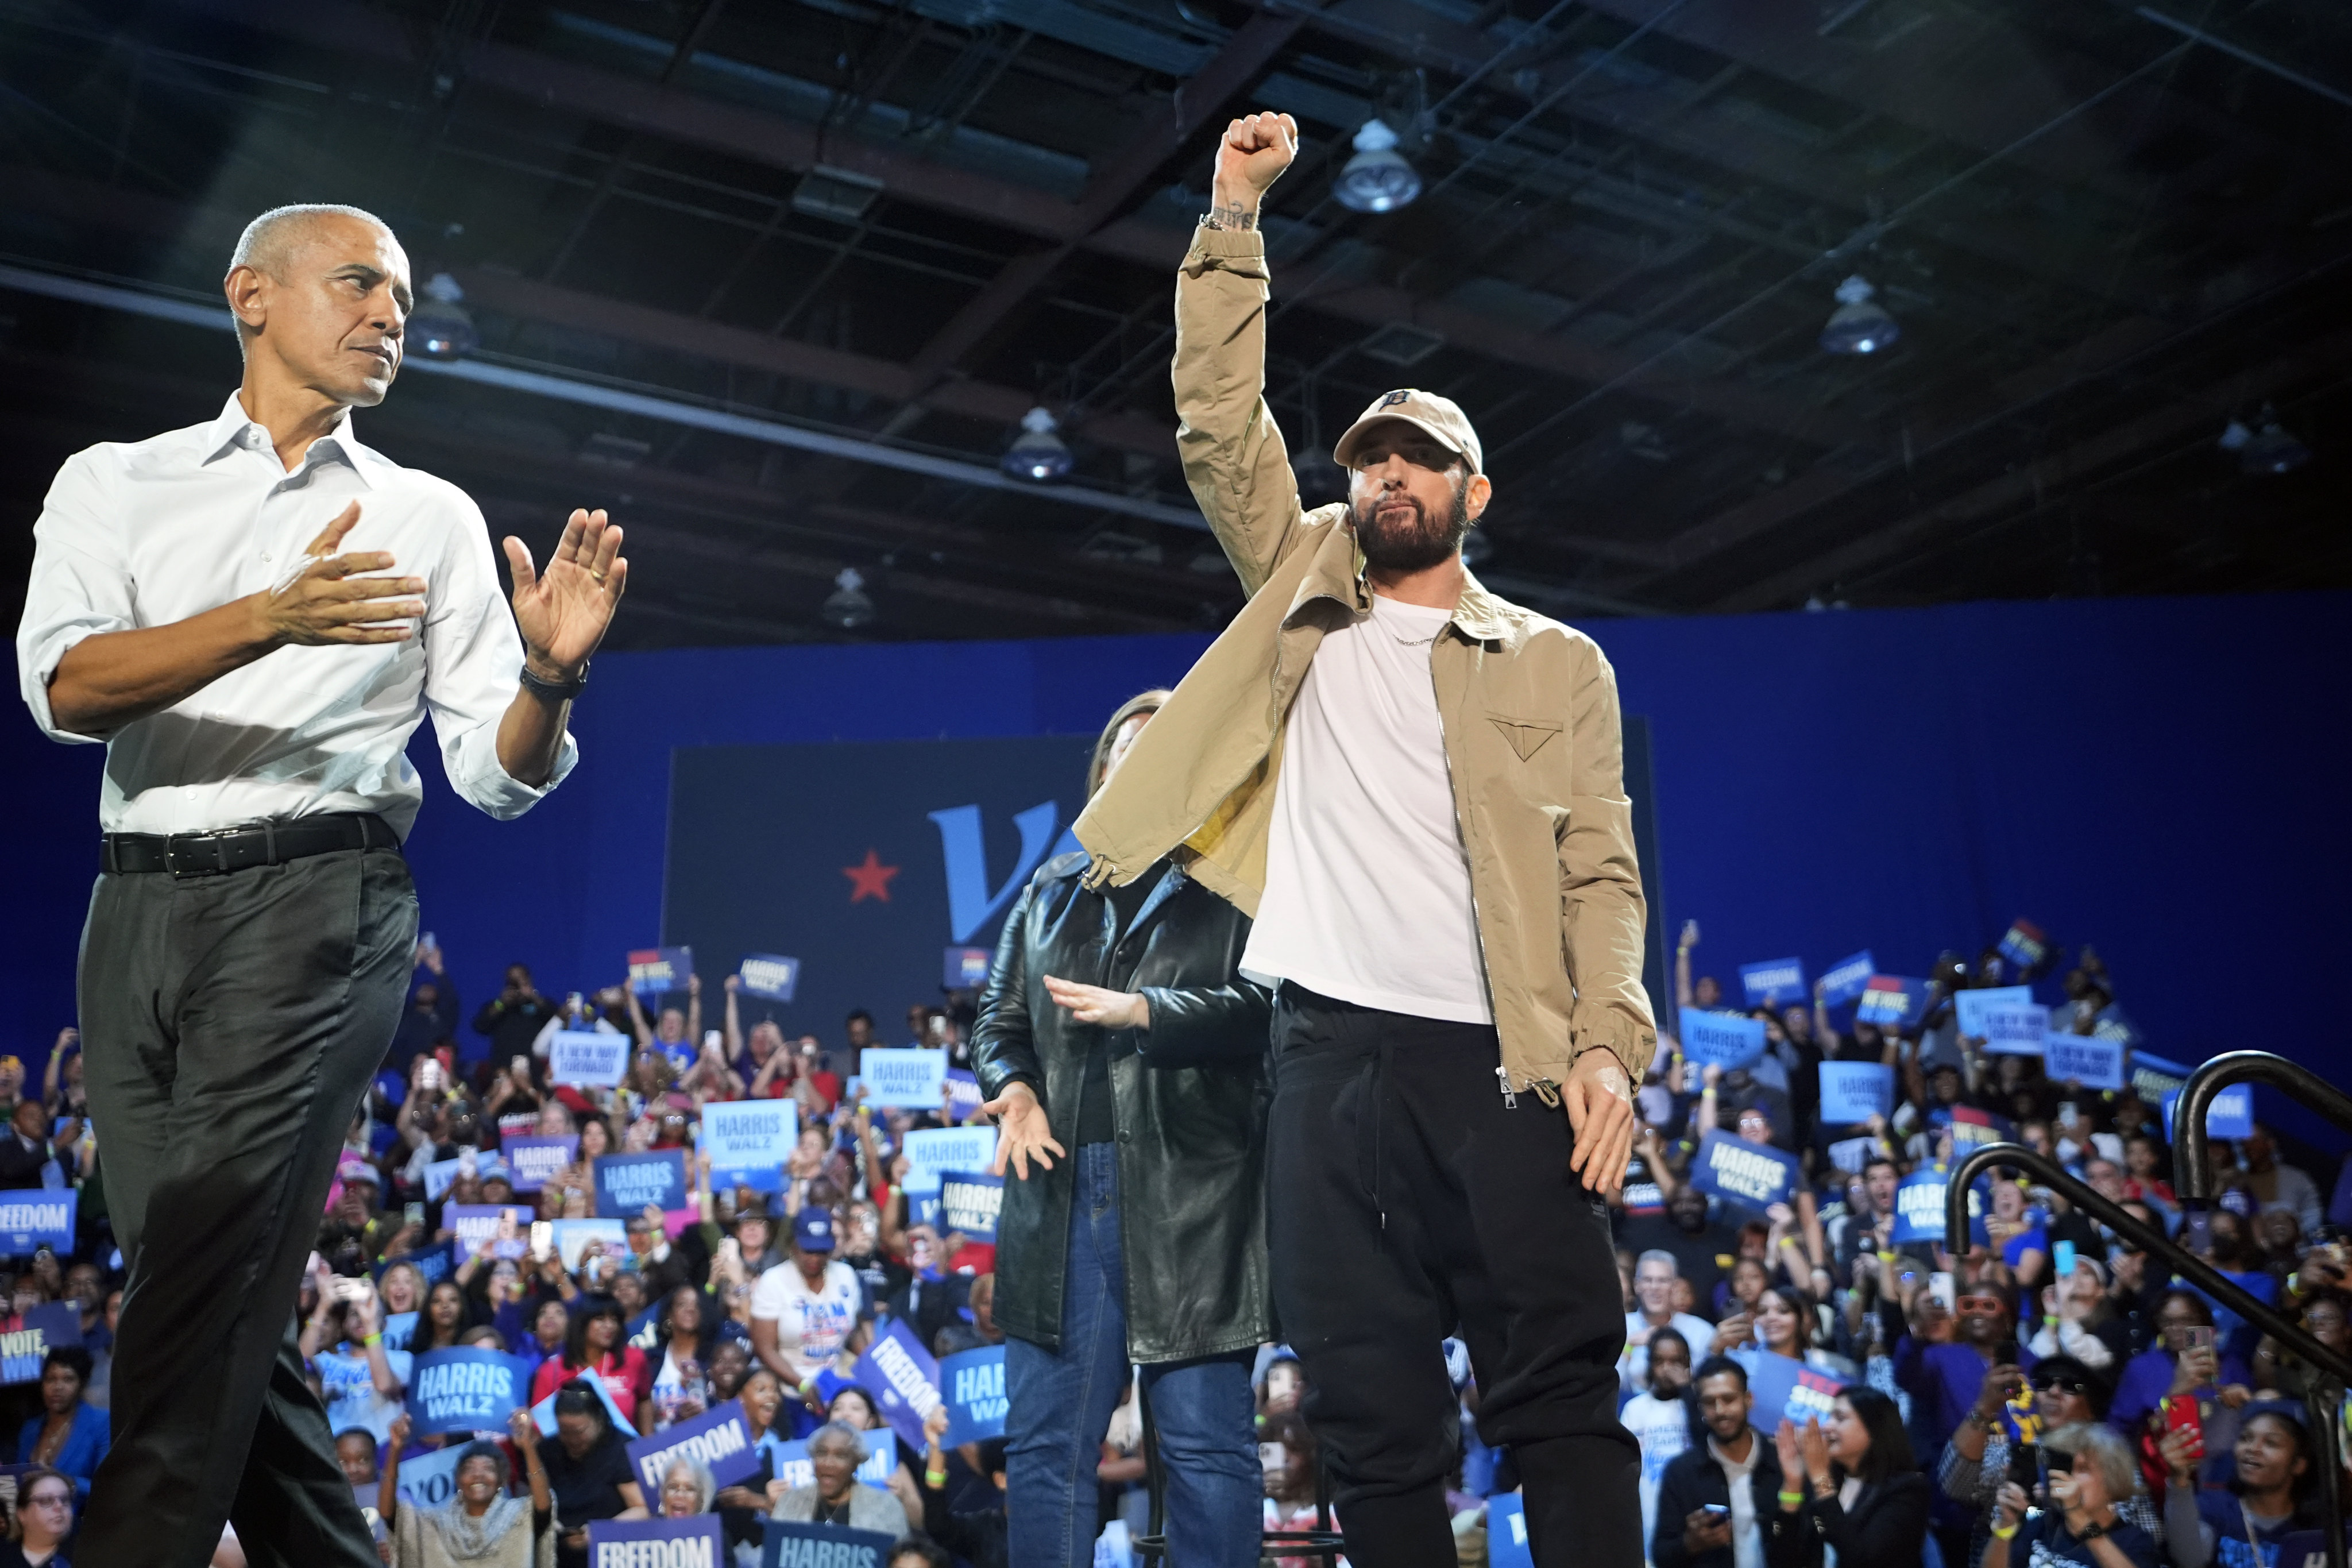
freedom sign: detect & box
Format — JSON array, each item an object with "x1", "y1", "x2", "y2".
[
  {"x1": 550, "y1": 1030, "x2": 629, "y2": 1087},
  {"x1": 1855, "y1": 976, "x2": 1929, "y2": 1028},
  {"x1": 2044, "y1": 1034, "x2": 2126, "y2": 1091},
  {"x1": 860, "y1": 1048, "x2": 948, "y2": 1108},
  {"x1": 503, "y1": 1135, "x2": 576, "y2": 1194},
  {"x1": 1678, "y1": 1007, "x2": 1765, "y2": 1069},
  {"x1": 0, "y1": 1303, "x2": 79, "y2": 1384},
  {"x1": 764, "y1": 1519, "x2": 896, "y2": 1568},
  {"x1": 2164, "y1": 1087, "x2": 2253, "y2": 1142},
  {"x1": 404, "y1": 1347, "x2": 531, "y2": 1436},
  {"x1": 766, "y1": 1428, "x2": 895, "y2": 1492},
  {"x1": 625, "y1": 1399, "x2": 761, "y2": 1491},
  {"x1": 593, "y1": 1150, "x2": 689, "y2": 1218},
  {"x1": 1687, "y1": 1132, "x2": 1798, "y2": 1215},
  {"x1": 936, "y1": 1172, "x2": 1003, "y2": 1240},
  {"x1": 1980, "y1": 1004, "x2": 2050, "y2": 1055},
  {"x1": 1817, "y1": 1063, "x2": 1894, "y2": 1126},
  {"x1": 940, "y1": 1345, "x2": 1008, "y2": 1445},
  {"x1": 590, "y1": 1515, "x2": 725, "y2": 1568},
  {"x1": 736, "y1": 953, "x2": 801, "y2": 1002},
  {"x1": 0, "y1": 1191, "x2": 74, "y2": 1254},
  {"x1": 1819, "y1": 950, "x2": 1875, "y2": 1008},
  {"x1": 903, "y1": 1126, "x2": 998, "y2": 1195},
  {"x1": 851, "y1": 1317, "x2": 941, "y2": 1450},
  {"x1": 1747, "y1": 1353, "x2": 1844, "y2": 1434},
  {"x1": 1891, "y1": 1165, "x2": 1988, "y2": 1247},
  {"x1": 1955, "y1": 986, "x2": 2034, "y2": 1038},
  {"x1": 702, "y1": 1100, "x2": 795, "y2": 1193},
  {"x1": 627, "y1": 946, "x2": 693, "y2": 997},
  {"x1": 1740, "y1": 959, "x2": 1806, "y2": 1010}
]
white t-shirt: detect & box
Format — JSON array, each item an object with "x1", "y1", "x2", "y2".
[
  {"x1": 1711, "y1": 1434, "x2": 1766, "y2": 1568},
  {"x1": 1619, "y1": 1309, "x2": 1718, "y2": 1391},
  {"x1": 1620, "y1": 1391, "x2": 1689, "y2": 1551},
  {"x1": 1242, "y1": 594, "x2": 1492, "y2": 1024},
  {"x1": 750, "y1": 1260, "x2": 862, "y2": 1381},
  {"x1": 317, "y1": 1345, "x2": 413, "y2": 1446}
]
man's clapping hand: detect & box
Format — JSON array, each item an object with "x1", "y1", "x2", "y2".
[{"x1": 254, "y1": 503, "x2": 425, "y2": 648}]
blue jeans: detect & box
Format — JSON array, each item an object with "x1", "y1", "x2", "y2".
[{"x1": 1006, "y1": 1142, "x2": 1261, "y2": 1568}]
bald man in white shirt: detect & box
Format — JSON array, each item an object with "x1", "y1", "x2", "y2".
[{"x1": 15, "y1": 203, "x2": 627, "y2": 1568}]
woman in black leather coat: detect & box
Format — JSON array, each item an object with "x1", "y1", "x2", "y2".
[{"x1": 972, "y1": 690, "x2": 1272, "y2": 1568}]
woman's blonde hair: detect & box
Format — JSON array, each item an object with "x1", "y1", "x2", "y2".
[
  {"x1": 1087, "y1": 690, "x2": 1173, "y2": 798},
  {"x1": 2045, "y1": 1421, "x2": 2138, "y2": 1500}
]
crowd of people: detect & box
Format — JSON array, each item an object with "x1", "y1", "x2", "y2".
[{"x1": 2, "y1": 913, "x2": 2345, "y2": 1568}]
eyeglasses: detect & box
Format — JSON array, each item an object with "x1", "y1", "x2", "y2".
[{"x1": 2033, "y1": 1376, "x2": 2092, "y2": 1395}]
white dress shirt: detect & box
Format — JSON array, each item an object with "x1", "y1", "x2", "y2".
[{"x1": 16, "y1": 394, "x2": 576, "y2": 836}]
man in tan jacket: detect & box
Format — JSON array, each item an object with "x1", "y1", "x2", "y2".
[{"x1": 996, "y1": 113, "x2": 1653, "y2": 1566}]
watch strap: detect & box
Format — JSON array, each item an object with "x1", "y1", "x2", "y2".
[{"x1": 520, "y1": 657, "x2": 589, "y2": 699}]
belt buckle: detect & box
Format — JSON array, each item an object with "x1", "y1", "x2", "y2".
[{"x1": 163, "y1": 833, "x2": 229, "y2": 878}]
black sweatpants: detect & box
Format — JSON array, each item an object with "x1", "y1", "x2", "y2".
[
  {"x1": 76, "y1": 843, "x2": 418, "y2": 1568},
  {"x1": 1268, "y1": 984, "x2": 1640, "y2": 1568}
]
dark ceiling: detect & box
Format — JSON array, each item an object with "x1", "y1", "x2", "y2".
[{"x1": 3, "y1": 0, "x2": 2349, "y2": 646}]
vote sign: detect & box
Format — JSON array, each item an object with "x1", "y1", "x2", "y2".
[
  {"x1": 1817, "y1": 1063, "x2": 1894, "y2": 1126},
  {"x1": 851, "y1": 1317, "x2": 941, "y2": 1450},
  {"x1": 1855, "y1": 976, "x2": 1929, "y2": 1028},
  {"x1": 0, "y1": 1191, "x2": 75, "y2": 1255},
  {"x1": 2043, "y1": 1034, "x2": 2126, "y2": 1091},
  {"x1": 1678, "y1": 1007, "x2": 1765, "y2": 1069},
  {"x1": 936, "y1": 1171, "x2": 1003, "y2": 1239},
  {"x1": 764, "y1": 1428, "x2": 895, "y2": 1491},
  {"x1": 859, "y1": 1048, "x2": 948, "y2": 1108},
  {"x1": 1687, "y1": 1132, "x2": 1798, "y2": 1215},
  {"x1": 1820, "y1": 950, "x2": 1875, "y2": 1008},
  {"x1": 736, "y1": 953, "x2": 800, "y2": 1002},
  {"x1": 1955, "y1": 986, "x2": 2033, "y2": 1038},
  {"x1": 550, "y1": 1030, "x2": 629, "y2": 1088},
  {"x1": 391, "y1": 1443, "x2": 469, "y2": 1512},
  {"x1": 1747, "y1": 1353, "x2": 1845, "y2": 1434},
  {"x1": 940, "y1": 1345, "x2": 1008, "y2": 1446},
  {"x1": 701, "y1": 1100, "x2": 796, "y2": 1194},
  {"x1": 625, "y1": 1399, "x2": 761, "y2": 1492},
  {"x1": 1740, "y1": 959, "x2": 1806, "y2": 1010},
  {"x1": 764, "y1": 1519, "x2": 897, "y2": 1568},
  {"x1": 404, "y1": 1347, "x2": 532, "y2": 1436},
  {"x1": 902, "y1": 1126, "x2": 998, "y2": 1195},
  {"x1": 627, "y1": 945, "x2": 693, "y2": 998},
  {"x1": 503, "y1": 1135, "x2": 577, "y2": 1194},
  {"x1": 589, "y1": 1515, "x2": 725, "y2": 1567},
  {"x1": 0, "y1": 1303, "x2": 79, "y2": 1384},
  {"x1": 593, "y1": 1150, "x2": 689, "y2": 1219}
]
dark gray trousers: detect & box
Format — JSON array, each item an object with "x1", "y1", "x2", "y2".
[{"x1": 76, "y1": 845, "x2": 416, "y2": 1568}]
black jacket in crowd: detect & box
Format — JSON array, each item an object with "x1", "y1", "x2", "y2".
[
  {"x1": 473, "y1": 990, "x2": 553, "y2": 1062},
  {"x1": 970, "y1": 852, "x2": 1272, "y2": 1363},
  {"x1": 1762, "y1": 1470, "x2": 1932, "y2": 1568},
  {"x1": 1651, "y1": 1431, "x2": 1785, "y2": 1568}
]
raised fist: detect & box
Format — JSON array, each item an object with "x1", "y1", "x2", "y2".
[{"x1": 1213, "y1": 111, "x2": 1300, "y2": 211}]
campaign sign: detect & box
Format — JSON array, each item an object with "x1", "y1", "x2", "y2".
[
  {"x1": 702, "y1": 1100, "x2": 795, "y2": 1194},
  {"x1": 422, "y1": 1157, "x2": 466, "y2": 1202},
  {"x1": 531, "y1": 1370, "x2": 635, "y2": 1436},
  {"x1": 945, "y1": 1068, "x2": 983, "y2": 1120},
  {"x1": 404, "y1": 1347, "x2": 531, "y2": 1436},
  {"x1": 550, "y1": 1030, "x2": 629, "y2": 1088},
  {"x1": 1980, "y1": 1005, "x2": 2051, "y2": 1055},
  {"x1": 446, "y1": 1204, "x2": 531, "y2": 1262},
  {"x1": 382, "y1": 1240, "x2": 454, "y2": 1289},
  {"x1": 764, "y1": 1519, "x2": 897, "y2": 1568},
  {"x1": 1817, "y1": 1063, "x2": 1894, "y2": 1126},
  {"x1": 625, "y1": 1399, "x2": 761, "y2": 1492},
  {"x1": 944, "y1": 946, "x2": 993, "y2": 991},
  {"x1": 2130, "y1": 1050, "x2": 2191, "y2": 1104},
  {"x1": 1687, "y1": 1132, "x2": 1798, "y2": 1215},
  {"x1": 392, "y1": 1443, "x2": 469, "y2": 1511},
  {"x1": 765, "y1": 1428, "x2": 895, "y2": 1492},
  {"x1": 1855, "y1": 976, "x2": 1929, "y2": 1028},
  {"x1": 1998, "y1": 919, "x2": 2049, "y2": 971},
  {"x1": 380, "y1": 1311, "x2": 419, "y2": 1354},
  {"x1": 860, "y1": 1048, "x2": 948, "y2": 1109},
  {"x1": 590, "y1": 1515, "x2": 725, "y2": 1568},
  {"x1": 940, "y1": 1345, "x2": 1008, "y2": 1445},
  {"x1": 594, "y1": 1150, "x2": 689, "y2": 1219},
  {"x1": 0, "y1": 1303, "x2": 80, "y2": 1384},
  {"x1": 1955, "y1": 986, "x2": 2034, "y2": 1038},
  {"x1": 1747, "y1": 1353, "x2": 1844, "y2": 1434},
  {"x1": 627, "y1": 945, "x2": 693, "y2": 998},
  {"x1": 1820, "y1": 950, "x2": 1875, "y2": 1008},
  {"x1": 1944, "y1": 1104, "x2": 2015, "y2": 1150},
  {"x1": 1678, "y1": 1007, "x2": 1765, "y2": 1069},
  {"x1": 2163, "y1": 1087, "x2": 2253, "y2": 1142},
  {"x1": 1891, "y1": 1165, "x2": 1988, "y2": 1247},
  {"x1": 1488, "y1": 1493, "x2": 1535, "y2": 1568},
  {"x1": 550, "y1": 1218, "x2": 627, "y2": 1271},
  {"x1": 2044, "y1": 1034, "x2": 2126, "y2": 1091},
  {"x1": 1740, "y1": 959, "x2": 1807, "y2": 1010},
  {"x1": 737, "y1": 953, "x2": 801, "y2": 1002},
  {"x1": 851, "y1": 1317, "x2": 941, "y2": 1450},
  {"x1": 1826, "y1": 1136, "x2": 1881, "y2": 1176},
  {"x1": 936, "y1": 1172, "x2": 1003, "y2": 1240},
  {"x1": 902, "y1": 1126, "x2": 998, "y2": 1195},
  {"x1": 503, "y1": 1135, "x2": 577, "y2": 1195},
  {"x1": 0, "y1": 1191, "x2": 74, "y2": 1254}
]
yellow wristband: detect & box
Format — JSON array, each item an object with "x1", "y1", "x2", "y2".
[
  {"x1": 925, "y1": 1468, "x2": 948, "y2": 1486},
  {"x1": 1991, "y1": 1522, "x2": 2019, "y2": 1540},
  {"x1": 363, "y1": 1333, "x2": 383, "y2": 1347},
  {"x1": 1775, "y1": 1490, "x2": 1803, "y2": 1507}
]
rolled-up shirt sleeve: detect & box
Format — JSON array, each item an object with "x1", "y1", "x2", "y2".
[
  {"x1": 16, "y1": 452, "x2": 132, "y2": 746},
  {"x1": 420, "y1": 489, "x2": 578, "y2": 818}
]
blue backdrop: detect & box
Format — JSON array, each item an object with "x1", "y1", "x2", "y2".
[{"x1": 7, "y1": 593, "x2": 2346, "y2": 1136}]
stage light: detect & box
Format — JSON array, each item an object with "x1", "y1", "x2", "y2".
[
  {"x1": 409, "y1": 273, "x2": 478, "y2": 360},
  {"x1": 2219, "y1": 405, "x2": 2310, "y2": 476},
  {"x1": 1334, "y1": 119, "x2": 1422, "y2": 214},
  {"x1": 1001, "y1": 407, "x2": 1073, "y2": 482},
  {"x1": 1818, "y1": 275, "x2": 1899, "y2": 356},
  {"x1": 822, "y1": 567, "x2": 876, "y2": 629}
]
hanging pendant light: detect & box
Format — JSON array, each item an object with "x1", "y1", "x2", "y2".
[
  {"x1": 1333, "y1": 119, "x2": 1422, "y2": 214},
  {"x1": 1818, "y1": 275, "x2": 1900, "y2": 356},
  {"x1": 821, "y1": 567, "x2": 876, "y2": 629},
  {"x1": 1001, "y1": 407, "x2": 1073, "y2": 482},
  {"x1": 2219, "y1": 404, "x2": 2310, "y2": 476},
  {"x1": 409, "y1": 273, "x2": 478, "y2": 360}
]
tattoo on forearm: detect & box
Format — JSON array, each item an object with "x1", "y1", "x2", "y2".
[{"x1": 1206, "y1": 200, "x2": 1258, "y2": 231}]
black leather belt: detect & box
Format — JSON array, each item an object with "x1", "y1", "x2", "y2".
[{"x1": 101, "y1": 812, "x2": 402, "y2": 877}]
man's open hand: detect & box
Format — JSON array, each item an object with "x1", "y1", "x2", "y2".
[
  {"x1": 1211, "y1": 111, "x2": 1299, "y2": 220},
  {"x1": 256, "y1": 501, "x2": 423, "y2": 647},
  {"x1": 1561, "y1": 1049, "x2": 1635, "y2": 1196},
  {"x1": 982, "y1": 1080, "x2": 1066, "y2": 1181},
  {"x1": 506, "y1": 507, "x2": 626, "y2": 681}
]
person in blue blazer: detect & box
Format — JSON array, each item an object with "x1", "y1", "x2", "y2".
[{"x1": 15, "y1": 1348, "x2": 107, "y2": 1502}]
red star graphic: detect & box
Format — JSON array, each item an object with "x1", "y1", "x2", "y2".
[{"x1": 843, "y1": 848, "x2": 900, "y2": 904}]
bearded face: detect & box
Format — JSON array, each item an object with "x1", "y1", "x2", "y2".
[{"x1": 1349, "y1": 470, "x2": 1473, "y2": 574}]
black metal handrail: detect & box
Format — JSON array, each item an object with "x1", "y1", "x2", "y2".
[
  {"x1": 1948, "y1": 1139, "x2": 2350, "y2": 1568},
  {"x1": 2173, "y1": 1049, "x2": 2352, "y2": 1203}
]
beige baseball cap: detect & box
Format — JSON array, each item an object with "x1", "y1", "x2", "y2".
[{"x1": 1332, "y1": 387, "x2": 1484, "y2": 476}]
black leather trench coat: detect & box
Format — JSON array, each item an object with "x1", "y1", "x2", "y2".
[{"x1": 970, "y1": 851, "x2": 1272, "y2": 1363}]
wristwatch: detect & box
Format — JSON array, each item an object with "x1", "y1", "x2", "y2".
[{"x1": 520, "y1": 656, "x2": 590, "y2": 700}]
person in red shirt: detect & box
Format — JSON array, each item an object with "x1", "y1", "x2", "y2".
[
  {"x1": 528, "y1": 1294, "x2": 651, "y2": 1433},
  {"x1": 796, "y1": 1038, "x2": 843, "y2": 1111}
]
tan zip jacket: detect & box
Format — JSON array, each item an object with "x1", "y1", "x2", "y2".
[{"x1": 1072, "y1": 222, "x2": 1658, "y2": 1097}]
